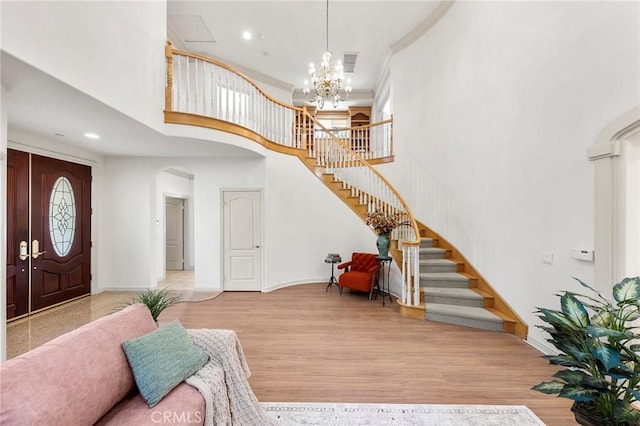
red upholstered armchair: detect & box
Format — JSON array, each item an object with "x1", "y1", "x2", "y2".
[{"x1": 337, "y1": 253, "x2": 380, "y2": 299}]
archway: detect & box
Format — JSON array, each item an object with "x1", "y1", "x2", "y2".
[
  {"x1": 589, "y1": 105, "x2": 640, "y2": 291},
  {"x1": 154, "y1": 167, "x2": 195, "y2": 291}
]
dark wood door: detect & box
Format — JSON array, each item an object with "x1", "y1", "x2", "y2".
[
  {"x1": 30, "y1": 154, "x2": 92, "y2": 311},
  {"x1": 5, "y1": 150, "x2": 92, "y2": 317},
  {"x1": 6, "y1": 150, "x2": 29, "y2": 319}
]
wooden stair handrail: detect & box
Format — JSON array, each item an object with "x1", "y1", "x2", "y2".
[{"x1": 304, "y1": 112, "x2": 420, "y2": 247}]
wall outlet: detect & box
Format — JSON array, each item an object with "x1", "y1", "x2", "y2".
[{"x1": 541, "y1": 252, "x2": 554, "y2": 265}]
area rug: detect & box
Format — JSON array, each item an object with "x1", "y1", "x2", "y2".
[{"x1": 261, "y1": 402, "x2": 545, "y2": 425}]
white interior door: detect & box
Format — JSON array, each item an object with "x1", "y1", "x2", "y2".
[
  {"x1": 223, "y1": 190, "x2": 262, "y2": 291},
  {"x1": 165, "y1": 197, "x2": 184, "y2": 271}
]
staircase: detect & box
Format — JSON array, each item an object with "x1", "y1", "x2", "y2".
[
  {"x1": 163, "y1": 43, "x2": 528, "y2": 339},
  {"x1": 394, "y1": 223, "x2": 527, "y2": 338},
  {"x1": 309, "y1": 168, "x2": 526, "y2": 338},
  {"x1": 420, "y1": 238, "x2": 504, "y2": 332}
]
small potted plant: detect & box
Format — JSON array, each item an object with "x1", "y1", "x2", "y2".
[
  {"x1": 532, "y1": 276, "x2": 640, "y2": 425},
  {"x1": 120, "y1": 287, "x2": 181, "y2": 322},
  {"x1": 365, "y1": 209, "x2": 400, "y2": 258}
]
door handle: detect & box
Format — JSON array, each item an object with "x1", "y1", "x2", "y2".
[
  {"x1": 19, "y1": 241, "x2": 30, "y2": 261},
  {"x1": 255, "y1": 245, "x2": 261, "y2": 248},
  {"x1": 32, "y1": 240, "x2": 46, "y2": 259}
]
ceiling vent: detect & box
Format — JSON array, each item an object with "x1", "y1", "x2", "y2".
[{"x1": 342, "y1": 53, "x2": 358, "y2": 73}]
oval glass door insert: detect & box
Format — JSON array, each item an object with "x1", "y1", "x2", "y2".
[{"x1": 49, "y1": 176, "x2": 76, "y2": 257}]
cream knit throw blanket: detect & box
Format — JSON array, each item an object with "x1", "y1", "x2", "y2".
[{"x1": 186, "y1": 329, "x2": 277, "y2": 426}]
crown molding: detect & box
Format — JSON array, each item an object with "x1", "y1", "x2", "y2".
[
  {"x1": 389, "y1": 1, "x2": 455, "y2": 55},
  {"x1": 373, "y1": 1, "x2": 455, "y2": 99}
]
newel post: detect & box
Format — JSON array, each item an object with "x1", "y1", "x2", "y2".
[{"x1": 165, "y1": 41, "x2": 174, "y2": 112}]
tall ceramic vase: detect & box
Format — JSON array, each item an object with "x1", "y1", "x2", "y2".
[{"x1": 376, "y1": 234, "x2": 390, "y2": 258}]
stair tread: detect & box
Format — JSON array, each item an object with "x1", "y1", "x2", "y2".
[
  {"x1": 425, "y1": 304, "x2": 503, "y2": 323},
  {"x1": 420, "y1": 272, "x2": 468, "y2": 280},
  {"x1": 422, "y1": 287, "x2": 483, "y2": 300},
  {"x1": 420, "y1": 259, "x2": 457, "y2": 265},
  {"x1": 419, "y1": 247, "x2": 446, "y2": 253}
]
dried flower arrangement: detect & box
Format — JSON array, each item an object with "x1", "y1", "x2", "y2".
[{"x1": 365, "y1": 209, "x2": 400, "y2": 236}]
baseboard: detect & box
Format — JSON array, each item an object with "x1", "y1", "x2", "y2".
[
  {"x1": 526, "y1": 336, "x2": 557, "y2": 355},
  {"x1": 96, "y1": 286, "x2": 150, "y2": 293},
  {"x1": 265, "y1": 279, "x2": 328, "y2": 292}
]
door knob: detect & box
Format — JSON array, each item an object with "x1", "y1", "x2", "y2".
[
  {"x1": 19, "y1": 241, "x2": 29, "y2": 261},
  {"x1": 32, "y1": 240, "x2": 46, "y2": 259},
  {"x1": 255, "y1": 245, "x2": 261, "y2": 248}
]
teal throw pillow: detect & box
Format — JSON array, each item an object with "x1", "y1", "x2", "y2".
[{"x1": 122, "y1": 320, "x2": 209, "y2": 407}]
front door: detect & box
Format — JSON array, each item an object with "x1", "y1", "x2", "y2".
[
  {"x1": 222, "y1": 190, "x2": 262, "y2": 291},
  {"x1": 5, "y1": 150, "x2": 92, "y2": 319}
]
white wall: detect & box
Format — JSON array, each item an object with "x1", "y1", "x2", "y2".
[
  {"x1": 1, "y1": 0, "x2": 167, "y2": 132},
  {"x1": 388, "y1": 1, "x2": 640, "y2": 348},
  {"x1": 99, "y1": 151, "x2": 376, "y2": 293},
  {"x1": 263, "y1": 153, "x2": 376, "y2": 291}
]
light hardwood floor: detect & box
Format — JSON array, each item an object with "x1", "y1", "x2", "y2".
[
  {"x1": 160, "y1": 283, "x2": 576, "y2": 425},
  {"x1": 159, "y1": 270, "x2": 195, "y2": 291}
]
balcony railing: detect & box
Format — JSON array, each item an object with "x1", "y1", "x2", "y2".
[{"x1": 165, "y1": 42, "x2": 421, "y2": 307}]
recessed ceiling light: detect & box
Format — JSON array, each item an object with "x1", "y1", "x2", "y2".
[
  {"x1": 84, "y1": 132, "x2": 100, "y2": 140},
  {"x1": 242, "y1": 31, "x2": 252, "y2": 41}
]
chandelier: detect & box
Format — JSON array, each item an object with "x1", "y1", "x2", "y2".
[{"x1": 303, "y1": 0, "x2": 352, "y2": 108}]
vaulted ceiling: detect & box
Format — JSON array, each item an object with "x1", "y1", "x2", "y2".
[{"x1": 168, "y1": 1, "x2": 443, "y2": 102}]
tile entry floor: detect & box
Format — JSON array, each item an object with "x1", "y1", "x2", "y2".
[{"x1": 5, "y1": 270, "x2": 205, "y2": 359}]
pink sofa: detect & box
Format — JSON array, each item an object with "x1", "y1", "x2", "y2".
[{"x1": 0, "y1": 304, "x2": 205, "y2": 425}]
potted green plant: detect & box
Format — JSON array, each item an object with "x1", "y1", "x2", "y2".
[
  {"x1": 121, "y1": 287, "x2": 181, "y2": 322},
  {"x1": 532, "y1": 276, "x2": 640, "y2": 425}
]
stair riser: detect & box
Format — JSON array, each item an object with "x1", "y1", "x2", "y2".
[
  {"x1": 419, "y1": 252, "x2": 446, "y2": 260},
  {"x1": 420, "y1": 279, "x2": 469, "y2": 289},
  {"x1": 420, "y1": 264, "x2": 458, "y2": 273},
  {"x1": 425, "y1": 312, "x2": 504, "y2": 332},
  {"x1": 420, "y1": 240, "x2": 433, "y2": 248},
  {"x1": 424, "y1": 295, "x2": 484, "y2": 308}
]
